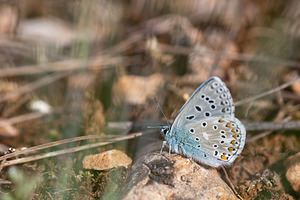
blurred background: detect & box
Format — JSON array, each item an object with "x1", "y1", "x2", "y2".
[{"x1": 0, "y1": 0, "x2": 299, "y2": 199}]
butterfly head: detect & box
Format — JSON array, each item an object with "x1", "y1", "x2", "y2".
[{"x1": 160, "y1": 126, "x2": 170, "y2": 138}]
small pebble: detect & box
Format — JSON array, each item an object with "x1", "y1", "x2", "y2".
[
  {"x1": 285, "y1": 152, "x2": 300, "y2": 194},
  {"x1": 83, "y1": 149, "x2": 132, "y2": 170}
]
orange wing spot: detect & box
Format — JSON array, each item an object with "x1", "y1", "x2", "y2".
[
  {"x1": 226, "y1": 123, "x2": 231, "y2": 128},
  {"x1": 218, "y1": 119, "x2": 225, "y2": 123},
  {"x1": 231, "y1": 140, "x2": 236, "y2": 145},
  {"x1": 233, "y1": 134, "x2": 237, "y2": 139},
  {"x1": 231, "y1": 129, "x2": 236, "y2": 133},
  {"x1": 228, "y1": 147, "x2": 233, "y2": 152},
  {"x1": 221, "y1": 155, "x2": 228, "y2": 160}
]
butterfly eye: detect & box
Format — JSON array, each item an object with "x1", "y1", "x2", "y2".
[{"x1": 161, "y1": 128, "x2": 169, "y2": 135}]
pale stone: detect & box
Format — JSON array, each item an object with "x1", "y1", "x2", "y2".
[
  {"x1": 83, "y1": 149, "x2": 132, "y2": 170},
  {"x1": 123, "y1": 152, "x2": 238, "y2": 200},
  {"x1": 285, "y1": 152, "x2": 300, "y2": 194}
]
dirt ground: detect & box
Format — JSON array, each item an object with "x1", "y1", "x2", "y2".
[{"x1": 0, "y1": 0, "x2": 299, "y2": 199}]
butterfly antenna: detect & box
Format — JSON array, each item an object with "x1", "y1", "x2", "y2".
[
  {"x1": 147, "y1": 125, "x2": 167, "y2": 129},
  {"x1": 154, "y1": 97, "x2": 171, "y2": 127}
]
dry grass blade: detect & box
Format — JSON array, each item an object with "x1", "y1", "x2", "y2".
[
  {"x1": 0, "y1": 55, "x2": 125, "y2": 77},
  {"x1": 0, "y1": 132, "x2": 142, "y2": 168},
  {"x1": 1, "y1": 111, "x2": 47, "y2": 125},
  {"x1": 0, "y1": 72, "x2": 70, "y2": 103},
  {"x1": 158, "y1": 43, "x2": 300, "y2": 68},
  {"x1": 0, "y1": 133, "x2": 138, "y2": 161},
  {"x1": 235, "y1": 76, "x2": 300, "y2": 106},
  {"x1": 244, "y1": 121, "x2": 300, "y2": 131}
]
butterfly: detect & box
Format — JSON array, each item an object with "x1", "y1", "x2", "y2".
[{"x1": 160, "y1": 76, "x2": 246, "y2": 167}]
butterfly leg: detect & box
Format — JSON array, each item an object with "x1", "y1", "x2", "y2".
[
  {"x1": 179, "y1": 144, "x2": 192, "y2": 163},
  {"x1": 160, "y1": 141, "x2": 167, "y2": 154},
  {"x1": 168, "y1": 142, "x2": 172, "y2": 159}
]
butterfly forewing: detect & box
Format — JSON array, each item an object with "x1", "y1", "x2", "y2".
[{"x1": 172, "y1": 77, "x2": 234, "y2": 132}]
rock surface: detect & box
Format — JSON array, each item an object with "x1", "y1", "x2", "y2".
[
  {"x1": 83, "y1": 149, "x2": 132, "y2": 170},
  {"x1": 285, "y1": 152, "x2": 300, "y2": 194},
  {"x1": 123, "y1": 152, "x2": 238, "y2": 200}
]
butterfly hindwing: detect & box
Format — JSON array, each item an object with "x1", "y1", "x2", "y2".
[{"x1": 181, "y1": 117, "x2": 246, "y2": 167}]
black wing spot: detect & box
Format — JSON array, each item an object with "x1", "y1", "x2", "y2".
[
  {"x1": 220, "y1": 130, "x2": 225, "y2": 134},
  {"x1": 195, "y1": 137, "x2": 200, "y2": 141},
  {"x1": 212, "y1": 82, "x2": 219, "y2": 88},
  {"x1": 195, "y1": 105, "x2": 202, "y2": 112},
  {"x1": 197, "y1": 145, "x2": 201, "y2": 148},
  {"x1": 208, "y1": 100, "x2": 214, "y2": 104},
  {"x1": 213, "y1": 125, "x2": 218, "y2": 130},
  {"x1": 213, "y1": 144, "x2": 218, "y2": 148},
  {"x1": 211, "y1": 105, "x2": 216, "y2": 110},
  {"x1": 201, "y1": 95, "x2": 205, "y2": 98},
  {"x1": 205, "y1": 97, "x2": 210, "y2": 101},
  {"x1": 186, "y1": 115, "x2": 195, "y2": 120},
  {"x1": 214, "y1": 151, "x2": 218, "y2": 156},
  {"x1": 220, "y1": 141, "x2": 225, "y2": 144},
  {"x1": 204, "y1": 154, "x2": 207, "y2": 157},
  {"x1": 221, "y1": 93, "x2": 227, "y2": 98},
  {"x1": 205, "y1": 112, "x2": 211, "y2": 117},
  {"x1": 189, "y1": 128, "x2": 195, "y2": 133},
  {"x1": 202, "y1": 122, "x2": 207, "y2": 127},
  {"x1": 221, "y1": 135, "x2": 226, "y2": 138},
  {"x1": 222, "y1": 108, "x2": 230, "y2": 113},
  {"x1": 217, "y1": 88, "x2": 224, "y2": 93}
]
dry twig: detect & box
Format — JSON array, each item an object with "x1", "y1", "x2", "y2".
[
  {"x1": 235, "y1": 76, "x2": 300, "y2": 106},
  {"x1": 0, "y1": 72, "x2": 70, "y2": 103},
  {"x1": 0, "y1": 132, "x2": 142, "y2": 168}
]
